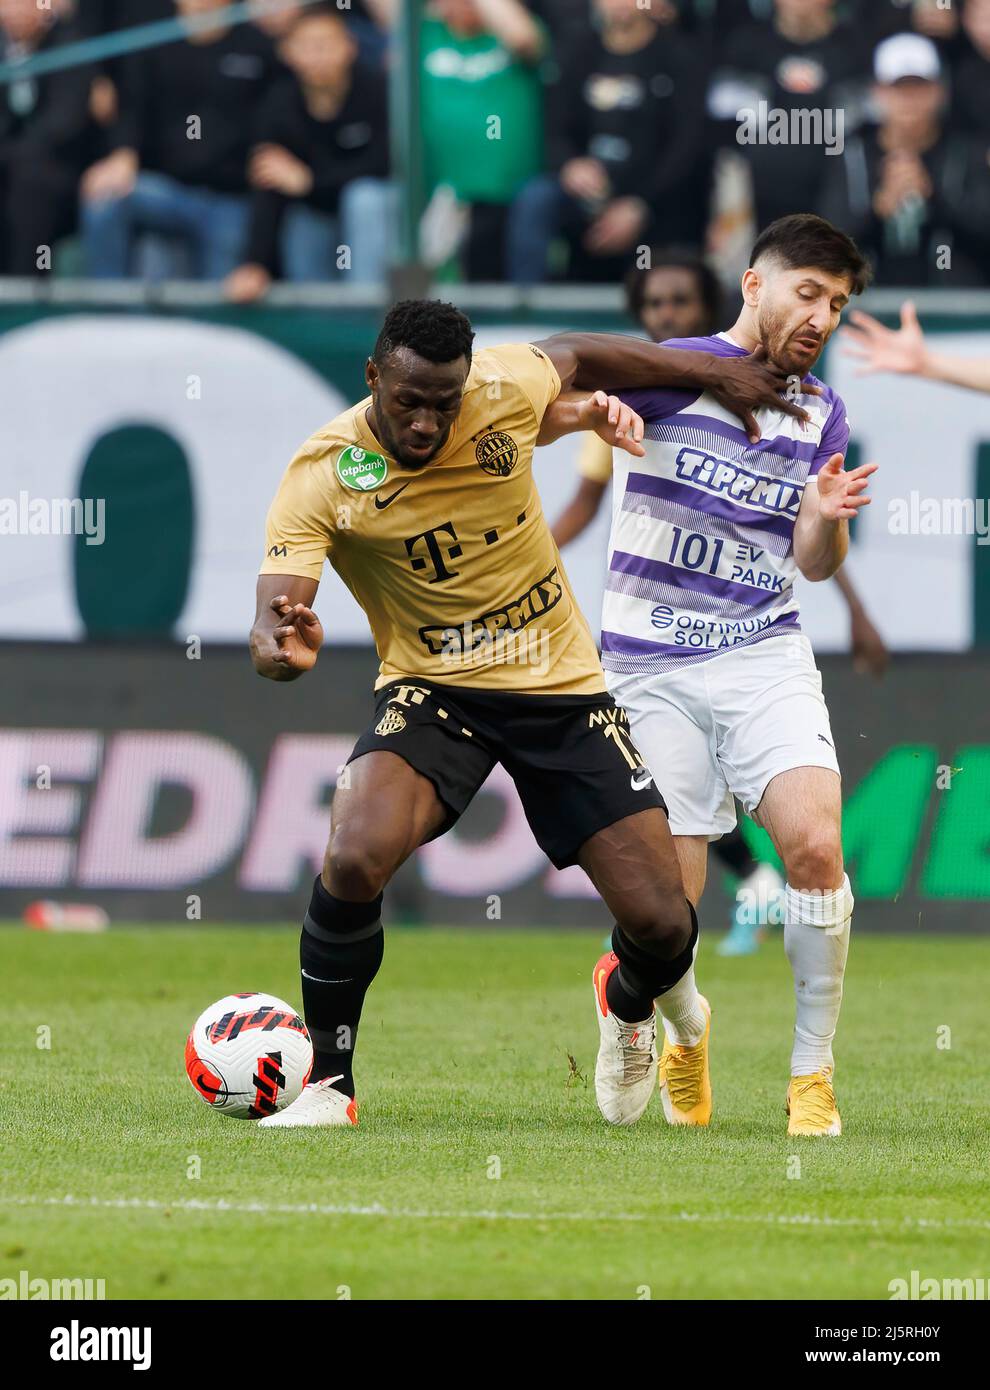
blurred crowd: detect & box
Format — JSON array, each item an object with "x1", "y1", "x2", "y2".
[{"x1": 2, "y1": 0, "x2": 990, "y2": 294}]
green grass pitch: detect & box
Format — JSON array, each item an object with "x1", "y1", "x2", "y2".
[{"x1": 2, "y1": 924, "x2": 987, "y2": 1300}]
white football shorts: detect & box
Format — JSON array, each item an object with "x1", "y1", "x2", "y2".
[{"x1": 607, "y1": 633, "x2": 841, "y2": 838}]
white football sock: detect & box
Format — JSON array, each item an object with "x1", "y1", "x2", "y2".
[
  {"x1": 657, "y1": 933, "x2": 707, "y2": 1047},
  {"x1": 784, "y1": 875, "x2": 853, "y2": 1077}
]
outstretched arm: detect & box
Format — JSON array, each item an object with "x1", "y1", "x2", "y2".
[
  {"x1": 250, "y1": 574, "x2": 323, "y2": 681},
  {"x1": 843, "y1": 300, "x2": 990, "y2": 395},
  {"x1": 535, "y1": 333, "x2": 816, "y2": 444}
]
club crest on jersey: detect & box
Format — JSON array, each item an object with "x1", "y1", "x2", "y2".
[
  {"x1": 375, "y1": 707, "x2": 407, "y2": 736},
  {"x1": 337, "y1": 444, "x2": 388, "y2": 491},
  {"x1": 476, "y1": 430, "x2": 518, "y2": 477}
]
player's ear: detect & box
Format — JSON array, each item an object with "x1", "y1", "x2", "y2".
[
  {"x1": 740, "y1": 267, "x2": 761, "y2": 308},
  {"x1": 365, "y1": 357, "x2": 378, "y2": 392}
]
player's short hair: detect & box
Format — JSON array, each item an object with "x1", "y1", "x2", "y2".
[
  {"x1": 624, "y1": 249, "x2": 722, "y2": 333},
  {"x1": 750, "y1": 214, "x2": 872, "y2": 296},
  {"x1": 373, "y1": 300, "x2": 475, "y2": 367}
]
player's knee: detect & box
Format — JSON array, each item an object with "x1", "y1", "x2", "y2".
[
  {"x1": 618, "y1": 890, "x2": 692, "y2": 958},
  {"x1": 325, "y1": 829, "x2": 396, "y2": 901},
  {"x1": 786, "y1": 833, "x2": 843, "y2": 890}
]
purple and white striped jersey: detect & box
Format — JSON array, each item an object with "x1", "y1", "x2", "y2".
[{"x1": 600, "y1": 332, "x2": 849, "y2": 676}]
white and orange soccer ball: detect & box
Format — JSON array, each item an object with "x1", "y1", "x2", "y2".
[{"x1": 185, "y1": 992, "x2": 314, "y2": 1120}]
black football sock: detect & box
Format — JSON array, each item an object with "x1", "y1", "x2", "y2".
[
  {"x1": 606, "y1": 902, "x2": 700, "y2": 1022},
  {"x1": 713, "y1": 825, "x2": 758, "y2": 880},
  {"x1": 300, "y1": 875, "x2": 384, "y2": 1096}
]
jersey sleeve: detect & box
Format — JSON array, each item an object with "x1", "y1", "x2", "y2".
[
  {"x1": 809, "y1": 391, "x2": 850, "y2": 477},
  {"x1": 259, "y1": 441, "x2": 336, "y2": 581},
  {"x1": 577, "y1": 432, "x2": 613, "y2": 484},
  {"x1": 487, "y1": 341, "x2": 562, "y2": 424}
]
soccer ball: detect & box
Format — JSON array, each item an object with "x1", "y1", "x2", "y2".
[{"x1": 184, "y1": 992, "x2": 313, "y2": 1119}]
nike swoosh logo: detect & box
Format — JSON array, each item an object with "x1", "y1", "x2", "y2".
[
  {"x1": 301, "y1": 970, "x2": 354, "y2": 984},
  {"x1": 595, "y1": 967, "x2": 609, "y2": 1017},
  {"x1": 630, "y1": 768, "x2": 654, "y2": 791},
  {"x1": 374, "y1": 483, "x2": 411, "y2": 510}
]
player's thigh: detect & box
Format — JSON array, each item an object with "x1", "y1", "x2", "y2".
[
  {"x1": 326, "y1": 750, "x2": 447, "y2": 894},
  {"x1": 608, "y1": 668, "x2": 735, "y2": 838},
  {"x1": 753, "y1": 765, "x2": 844, "y2": 890},
  {"x1": 578, "y1": 808, "x2": 692, "y2": 948},
  {"x1": 714, "y1": 634, "x2": 840, "y2": 848},
  {"x1": 498, "y1": 688, "x2": 689, "y2": 942},
  {"x1": 673, "y1": 834, "x2": 709, "y2": 906},
  {"x1": 328, "y1": 682, "x2": 497, "y2": 896}
]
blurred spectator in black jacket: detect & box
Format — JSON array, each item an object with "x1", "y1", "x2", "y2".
[
  {"x1": 0, "y1": 0, "x2": 97, "y2": 274},
  {"x1": 952, "y1": 0, "x2": 990, "y2": 139},
  {"x1": 509, "y1": 0, "x2": 705, "y2": 284},
  {"x1": 820, "y1": 33, "x2": 990, "y2": 285},
  {"x1": 249, "y1": 0, "x2": 392, "y2": 68},
  {"x1": 80, "y1": 0, "x2": 280, "y2": 279},
  {"x1": 58, "y1": 0, "x2": 174, "y2": 147},
  {"x1": 708, "y1": 0, "x2": 869, "y2": 231},
  {"x1": 225, "y1": 3, "x2": 390, "y2": 300}
]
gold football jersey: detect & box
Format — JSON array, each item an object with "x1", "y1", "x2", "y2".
[{"x1": 260, "y1": 342, "x2": 606, "y2": 695}]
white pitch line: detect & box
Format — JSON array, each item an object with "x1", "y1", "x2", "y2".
[{"x1": 2, "y1": 1194, "x2": 989, "y2": 1235}]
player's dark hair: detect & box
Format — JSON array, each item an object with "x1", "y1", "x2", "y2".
[
  {"x1": 373, "y1": 300, "x2": 475, "y2": 367},
  {"x1": 750, "y1": 214, "x2": 872, "y2": 295},
  {"x1": 624, "y1": 249, "x2": 722, "y2": 334}
]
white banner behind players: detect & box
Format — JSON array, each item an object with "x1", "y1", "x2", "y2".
[{"x1": 0, "y1": 315, "x2": 985, "y2": 650}]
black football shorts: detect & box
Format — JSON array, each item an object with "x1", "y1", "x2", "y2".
[{"x1": 346, "y1": 679, "x2": 667, "y2": 869}]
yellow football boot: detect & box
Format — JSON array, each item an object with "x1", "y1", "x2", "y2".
[
  {"x1": 657, "y1": 996, "x2": 712, "y2": 1126},
  {"x1": 786, "y1": 1068, "x2": 842, "y2": 1137}
]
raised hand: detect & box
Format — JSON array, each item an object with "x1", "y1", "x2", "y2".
[
  {"x1": 579, "y1": 390, "x2": 646, "y2": 457},
  {"x1": 841, "y1": 301, "x2": 928, "y2": 377},
  {"x1": 708, "y1": 344, "x2": 821, "y2": 444},
  {"x1": 816, "y1": 453, "x2": 878, "y2": 522}
]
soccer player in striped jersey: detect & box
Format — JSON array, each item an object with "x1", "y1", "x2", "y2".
[
  {"x1": 594, "y1": 215, "x2": 875, "y2": 1136},
  {"x1": 553, "y1": 250, "x2": 887, "y2": 957}
]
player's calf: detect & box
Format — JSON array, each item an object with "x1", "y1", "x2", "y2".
[
  {"x1": 614, "y1": 895, "x2": 713, "y2": 1127},
  {"x1": 781, "y1": 874, "x2": 852, "y2": 1136},
  {"x1": 300, "y1": 875, "x2": 385, "y2": 1096},
  {"x1": 582, "y1": 814, "x2": 712, "y2": 1126},
  {"x1": 607, "y1": 889, "x2": 694, "y2": 1022},
  {"x1": 755, "y1": 769, "x2": 852, "y2": 1133}
]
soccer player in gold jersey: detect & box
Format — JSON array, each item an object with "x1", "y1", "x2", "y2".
[{"x1": 249, "y1": 298, "x2": 809, "y2": 1128}]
